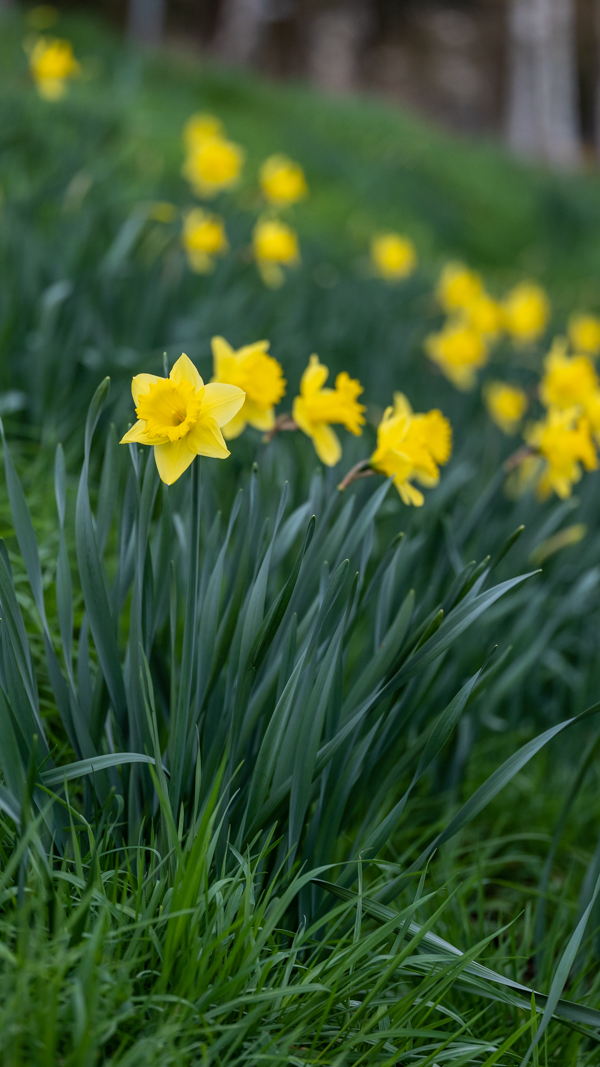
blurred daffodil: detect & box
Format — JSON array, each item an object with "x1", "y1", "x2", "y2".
[
  {"x1": 568, "y1": 313, "x2": 600, "y2": 356},
  {"x1": 211, "y1": 335, "x2": 286, "y2": 438},
  {"x1": 485, "y1": 381, "x2": 528, "y2": 435},
  {"x1": 292, "y1": 355, "x2": 365, "y2": 466},
  {"x1": 437, "y1": 262, "x2": 483, "y2": 312},
  {"x1": 425, "y1": 319, "x2": 488, "y2": 390},
  {"x1": 503, "y1": 282, "x2": 549, "y2": 343},
  {"x1": 539, "y1": 339, "x2": 598, "y2": 411},
  {"x1": 29, "y1": 36, "x2": 80, "y2": 100},
  {"x1": 120, "y1": 354, "x2": 245, "y2": 485},
  {"x1": 182, "y1": 208, "x2": 228, "y2": 273},
  {"x1": 182, "y1": 135, "x2": 244, "y2": 198},
  {"x1": 253, "y1": 217, "x2": 299, "y2": 288},
  {"x1": 525, "y1": 407, "x2": 597, "y2": 499},
  {"x1": 183, "y1": 113, "x2": 224, "y2": 150},
  {"x1": 462, "y1": 292, "x2": 503, "y2": 338},
  {"x1": 370, "y1": 393, "x2": 452, "y2": 506},
  {"x1": 260, "y1": 155, "x2": 308, "y2": 206},
  {"x1": 370, "y1": 233, "x2": 417, "y2": 281}
]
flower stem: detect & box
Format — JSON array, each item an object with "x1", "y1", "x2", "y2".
[
  {"x1": 263, "y1": 413, "x2": 298, "y2": 443},
  {"x1": 503, "y1": 444, "x2": 535, "y2": 472},
  {"x1": 338, "y1": 460, "x2": 376, "y2": 491}
]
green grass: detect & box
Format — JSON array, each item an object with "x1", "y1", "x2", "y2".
[{"x1": 2, "y1": 4, "x2": 600, "y2": 1062}]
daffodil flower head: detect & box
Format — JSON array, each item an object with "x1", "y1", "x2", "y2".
[
  {"x1": 182, "y1": 135, "x2": 245, "y2": 198},
  {"x1": 182, "y1": 209, "x2": 228, "y2": 273},
  {"x1": 568, "y1": 313, "x2": 600, "y2": 356},
  {"x1": 260, "y1": 155, "x2": 308, "y2": 206},
  {"x1": 370, "y1": 233, "x2": 417, "y2": 282},
  {"x1": 29, "y1": 36, "x2": 80, "y2": 100},
  {"x1": 462, "y1": 292, "x2": 503, "y2": 338},
  {"x1": 484, "y1": 381, "x2": 528, "y2": 435},
  {"x1": 292, "y1": 355, "x2": 365, "y2": 466},
  {"x1": 437, "y1": 262, "x2": 483, "y2": 312},
  {"x1": 120, "y1": 354, "x2": 245, "y2": 485},
  {"x1": 183, "y1": 113, "x2": 224, "y2": 151},
  {"x1": 253, "y1": 217, "x2": 300, "y2": 288},
  {"x1": 526, "y1": 406, "x2": 597, "y2": 499},
  {"x1": 370, "y1": 393, "x2": 452, "y2": 506},
  {"x1": 211, "y1": 335, "x2": 286, "y2": 439},
  {"x1": 539, "y1": 338, "x2": 599, "y2": 410},
  {"x1": 425, "y1": 318, "x2": 488, "y2": 390},
  {"x1": 503, "y1": 281, "x2": 549, "y2": 343}
]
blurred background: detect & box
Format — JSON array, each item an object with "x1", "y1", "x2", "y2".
[{"x1": 7, "y1": 0, "x2": 600, "y2": 169}]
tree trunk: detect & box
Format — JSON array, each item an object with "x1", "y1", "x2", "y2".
[
  {"x1": 214, "y1": 0, "x2": 271, "y2": 65},
  {"x1": 307, "y1": 2, "x2": 371, "y2": 94},
  {"x1": 128, "y1": 0, "x2": 166, "y2": 46},
  {"x1": 507, "y1": 0, "x2": 580, "y2": 167}
]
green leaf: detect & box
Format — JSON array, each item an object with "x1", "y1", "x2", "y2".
[{"x1": 41, "y1": 752, "x2": 164, "y2": 786}]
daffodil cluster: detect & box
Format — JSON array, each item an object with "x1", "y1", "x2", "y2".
[
  {"x1": 121, "y1": 341, "x2": 451, "y2": 506},
  {"x1": 182, "y1": 113, "x2": 245, "y2": 200},
  {"x1": 425, "y1": 262, "x2": 550, "y2": 391}
]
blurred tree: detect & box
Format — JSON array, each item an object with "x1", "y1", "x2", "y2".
[
  {"x1": 307, "y1": 0, "x2": 372, "y2": 92},
  {"x1": 128, "y1": 0, "x2": 166, "y2": 44},
  {"x1": 507, "y1": 0, "x2": 580, "y2": 165},
  {"x1": 214, "y1": 0, "x2": 271, "y2": 63}
]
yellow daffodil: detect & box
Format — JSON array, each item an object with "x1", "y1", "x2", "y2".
[
  {"x1": 182, "y1": 136, "x2": 244, "y2": 199},
  {"x1": 211, "y1": 335, "x2": 286, "y2": 438},
  {"x1": 371, "y1": 393, "x2": 452, "y2": 506},
  {"x1": 437, "y1": 262, "x2": 483, "y2": 312},
  {"x1": 182, "y1": 209, "x2": 228, "y2": 273},
  {"x1": 29, "y1": 37, "x2": 80, "y2": 100},
  {"x1": 292, "y1": 355, "x2": 365, "y2": 466},
  {"x1": 183, "y1": 113, "x2": 224, "y2": 150},
  {"x1": 568, "y1": 313, "x2": 600, "y2": 356},
  {"x1": 253, "y1": 217, "x2": 300, "y2": 288},
  {"x1": 120, "y1": 353, "x2": 245, "y2": 485},
  {"x1": 539, "y1": 338, "x2": 599, "y2": 410},
  {"x1": 484, "y1": 382, "x2": 528, "y2": 435},
  {"x1": 503, "y1": 282, "x2": 549, "y2": 343},
  {"x1": 260, "y1": 154, "x2": 308, "y2": 206},
  {"x1": 526, "y1": 406, "x2": 597, "y2": 499},
  {"x1": 462, "y1": 293, "x2": 503, "y2": 338},
  {"x1": 370, "y1": 233, "x2": 417, "y2": 282},
  {"x1": 148, "y1": 201, "x2": 178, "y2": 223},
  {"x1": 425, "y1": 319, "x2": 488, "y2": 390}
]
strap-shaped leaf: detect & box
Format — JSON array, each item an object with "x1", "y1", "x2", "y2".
[{"x1": 41, "y1": 752, "x2": 164, "y2": 786}]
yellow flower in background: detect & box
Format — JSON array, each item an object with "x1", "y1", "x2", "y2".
[
  {"x1": 539, "y1": 338, "x2": 599, "y2": 410},
  {"x1": 183, "y1": 113, "x2": 224, "y2": 150},
  {"x1": 120, "y1": 354, "x2": 245, "y2": 485},
  {"x1": 437, "y1": 262, "x2": 483, "y2": 312},
  {"x1": 148, "y1": 201, "x2": 178, "y2": 223},
  {"x1": 371, "y1": 393, "x2": 452, "y2": 506},
  {"x1": 370, "y1": 233, "x2": 417, "y2": 282},
  {"x1": 568, "y1": 313, "x2": 600, "y2": 356},
  {"x1": 211, "y1": 335, "x2": 286, "y2": 438},
  {"x1": 526, "y1": 407, "x2": 597, "y2": 500},
  {"x1": 253, "y1": 217, "x2": 300, "y2": 288},
  {"x1": 503, "y1": 282, "x2": 549, "y2": 343},
  {"x1": 425, "y1": 319, "x2": 488, "y2": 390},
  {"x1": 485, "y1": 382, "x2": 528, "y2": 435},
  {"x1": 462, "y1": 292, "x2": 503, "y2": 338},
  {"x1": 29, "y1": 37, "x2": 80, "y2": 100},
  {"x1": 27, "y1": 5, "x2": 58, "y2": 30},
  {"x1": 260, "y1": 155, "x2": 308, "y2": 206},
  {"x1": 182, "y1": 209, "x2": 228, "y2": 273},
  {"x1": 182, "y1": 136, "x2": 244, "y2": 198},
  {"x1": 292, "y1": 355, "x2": 365, "y2": 466}
]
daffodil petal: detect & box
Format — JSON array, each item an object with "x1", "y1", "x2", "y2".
[
  {"x1": 187, "y1": 416, "x2": 230, "y2": 458},
  {"x1": 211, "y1": 335, "x2": 234, "y2": 377},
  {"x1": 201, "y1": 382, "x2": 245, "y2": 427},
  {"x1": 153, "y1": 440, "x2": 196, "y2": 485},
  {"x1": 311, "y1": 424, "x2": 342, "y2": 467},
  {"x1": 132, "y1": 374, "x2": 161, "y2": 406},
  {"x1": 301, "y1": 355, "x2": 329, "y2": 397},
  {"x1": 246, "y1": 405, "x2": 275, "y2": 432},
  {"x1": 221, "y1": 408, "x2": 247, "y2": 441},
  {"x1": 170, "y1": 353, "x2": 204, "y2": 392},
  {"x1": 120, "y1": 420, "x2": 153, "y2": 444}
]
